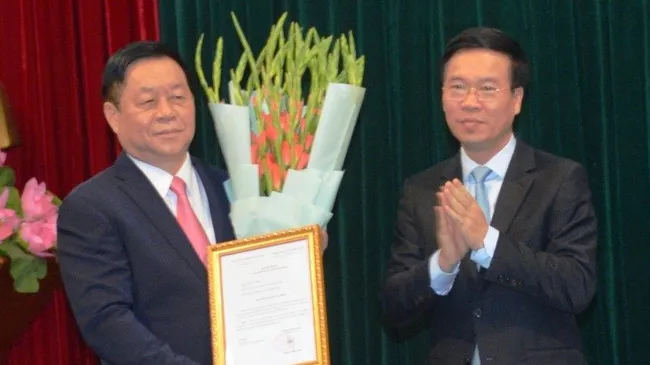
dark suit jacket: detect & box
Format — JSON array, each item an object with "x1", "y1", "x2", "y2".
[
  {"x1": 57, "y1": 153, "x2": 235, "y2": 365},
  {"x1": 381, "y1": 141, "x2": 597, "y2": 365}
]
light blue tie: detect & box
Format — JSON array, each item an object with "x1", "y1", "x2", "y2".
[
  {"x1": 471, "y1": 166, "x2": 492, "y2": 222},
  {"x1": 470, "y1": 166, "x2": 492, "y2": 365}
]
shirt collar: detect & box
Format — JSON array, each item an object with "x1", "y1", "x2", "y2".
[
  {"x1": 128, "y1": 153, "x2": 194, "y2": 197},
  {"x1": 461, "y1": 134, "x2": 517, "y2": 183}
]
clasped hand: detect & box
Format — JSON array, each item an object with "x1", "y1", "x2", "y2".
[{"x1": 434, "y1": 179, "x2": 488, "y2": 272}]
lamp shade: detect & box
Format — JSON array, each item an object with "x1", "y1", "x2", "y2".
[{"x1": 0, "y1": 83, "x2": 20, "y2": 149}]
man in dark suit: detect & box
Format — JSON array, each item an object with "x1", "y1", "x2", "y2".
[
  {"x1": 56, "y1": 41, "x2": 234, "y2": 365},
  {"x1": 381, "y1": 27, "x2": 597, "y2": 365}
]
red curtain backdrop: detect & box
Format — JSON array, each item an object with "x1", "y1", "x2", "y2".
[{"x1": 0, "y1": 1, "x2": 159, "y2": 364}]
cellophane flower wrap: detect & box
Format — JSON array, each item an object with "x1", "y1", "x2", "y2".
[{"x1": 196, "y1": 12, "x2": 365, "y2": 238}]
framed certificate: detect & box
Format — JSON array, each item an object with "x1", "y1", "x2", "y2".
[{"x1": 207, "y1": 225, "x2": 330, "y2": 365}]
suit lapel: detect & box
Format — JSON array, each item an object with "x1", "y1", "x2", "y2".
[
  {"x1": 440, "y1": 154, "x2": 462, "y2": 183},
  {"x1": 113, "y1": 153, "x2": 207, "y2": 284},
  {"x1": 192, "y1": 157, "x2": 235, "y2": 243},
  {"x1": 490, "y1": 141, "x2": 536, "y2": 233}
]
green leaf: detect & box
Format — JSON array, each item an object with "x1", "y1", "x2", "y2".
[
  {"x1": 0, "y1": 240, "x2": 27, "y2": 260},
  {"x1": 4, "y1": 186, "x2": 21, "y2": 214},
  {"x1": 51, "y1": 193, "x2": 62, "y2": 206},
  {"x1": 235, "y1": 53, "x2": 247, "y2": 83},
  {"x1": 11, "y1": 256, "x2": 47, "y2": 293},
  {"x1": 212, "y1": 37, "x2": 224, "y2": 102},
  {"x1": 0, "y1": 166, "x2": 16, "y2": 187},
  {"x1": 231, "y1": 11, "x2": 260, "y2": 91},
  {"x1": 0, "y1": 244, "x2": 9, "y2": 258},
  {"x1": 194, "y1": 33, "x2": 213, "y2": 103},
  {"x1": 0, "y1": 241, "x2": 47, "y2": 293}
]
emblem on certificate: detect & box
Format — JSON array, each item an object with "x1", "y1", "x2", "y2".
[{"x1": 207, "y1": 225, "x2": 330, "y2": 364}]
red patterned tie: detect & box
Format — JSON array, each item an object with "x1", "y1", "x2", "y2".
[{"x1": 169, "y1": 176, "x2": 209, "y2": 265}]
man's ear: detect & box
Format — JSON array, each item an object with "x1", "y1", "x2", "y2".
[
  {"x1": 104, "y1": 101, "x2": 120, "y2": 133},
  {"x1": 513, "y1": 87, "x2": 524, "y2": 115}
]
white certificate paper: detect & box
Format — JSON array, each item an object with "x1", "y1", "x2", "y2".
[{"x1": 220, "y1": 238, "x2": 317, "y2": 365}]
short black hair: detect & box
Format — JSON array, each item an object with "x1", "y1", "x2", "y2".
[
  {"x1": 441, "y1": 27, "x2": 529, "y2": 89},
  {"x1": 101, "y1": 40, "x2": 190, "y2": 105}
]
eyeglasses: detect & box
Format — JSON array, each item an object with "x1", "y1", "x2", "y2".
[{"x1": 441, "y1": 84, "x2": 511, "y2": 101}]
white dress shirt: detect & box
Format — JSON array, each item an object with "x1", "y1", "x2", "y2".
[
  {"x1": 128, "y1": 153, "x2": 217, "y2": 244},
  {"x1": 428, "y1": 134, "x2": 517, "y2": 294}
]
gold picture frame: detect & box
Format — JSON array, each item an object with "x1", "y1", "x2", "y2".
[{"x1": 207, "y1": 224, "x2": 330, "y2": 365}]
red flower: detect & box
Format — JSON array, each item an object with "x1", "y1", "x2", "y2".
[
  {"x1": 270, "y1": 99, "x2": 279, "y2": 112},
  {"x1": 261, "y1": 110, "x2": 272, "y2": 124},
  {"x1": 265, "y1": 123, "x2": 278, "y2": 143},
  {"x1": 280, "y1": 112, "x2": 290, "y2": 133},
  {"x1": 293, "y1": 144, "x2": 309, "y2": 170},
  {"x1": 297, "y1": 153, "x2": 309, "y2": 170},
  {"x1": 269, "y1": 160, "x2": 282, "y2": 191},
  {"x1": 295, "y1": 100, "x2": 304, "y2": 119},
  {"x1": 253, "y1": 100, "x2": 317, "y2": 193},
  {"x1": 281, "y1": 140, "x2": 291, "y2": 167},
  {"x1": 264, "y1": 151, "x2": 274, "y2": 168},
  {"x1": 305, "y1": 134, "x2": 314, "y2": 150},
  {"x1": 250, "y1": 133, "x2": 259, "y2": 164},
  {"x1": 299, "y1": 117, "x2": 306, "y2": 133}
]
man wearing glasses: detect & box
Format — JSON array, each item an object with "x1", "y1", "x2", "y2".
[{"x1": 381, "y1": 27, "x2": 597, "y2": 365}]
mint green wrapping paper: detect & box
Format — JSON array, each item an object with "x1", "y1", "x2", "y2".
[{"x1": 210, "y1": 82, "x2": 365, "y2": 238}]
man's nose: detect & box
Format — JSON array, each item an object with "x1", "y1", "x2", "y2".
[
  {"x1": 460, "y1": 88, "x2": 481, "y2": 110},
  {"x1": 155, "y1": 98, "x2": 176, "y2": 120}
]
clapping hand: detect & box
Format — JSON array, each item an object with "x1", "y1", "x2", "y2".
[{"x1": 439, "y1": 179, "x2": 488, "y2": 251}]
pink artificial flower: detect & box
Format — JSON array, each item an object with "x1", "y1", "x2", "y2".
[
  {"x1": 0, "y1": 188, "x2": 20, "y2": 240},
  {"x1": 0, "y1": 150, "x2": 6, "y2": 166},
  {"x1": 19, "y1": 214, "x2": 57, "y2": 257},
  {"x1": 21, "y1": 178, "x2": 56, "y2": 221}
]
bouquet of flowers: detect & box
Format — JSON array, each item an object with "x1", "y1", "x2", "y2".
[
  {"x1": 195, "y1": 12, "x2": 365, "y2": 238},
  {"x1": 0, "y1": 150, "x2": 59, "y2": 293}
]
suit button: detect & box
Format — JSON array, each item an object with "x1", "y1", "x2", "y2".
[
  {"x1": 473, "y1": 308, "x2": 482, "y2": 318},
  {"x1": 497, "y1": 274, "x2": 506, "y2": 283}
]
